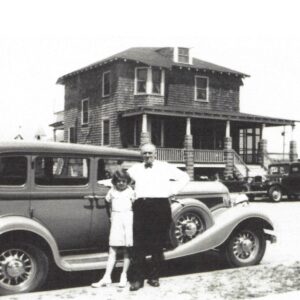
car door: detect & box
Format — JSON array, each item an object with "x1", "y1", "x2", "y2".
[
  {"x1": 89, "y1": 157, "x2": 113, "y2": 252},
  {"x1": 282, "y1": 164, "x2": 300, "y2": 194},
  {"x1": 0, "y1": 154, "x2": 31, "y2": 216},
  {"x1": 30, "y1": 154, "x2": 94, "y2": 251},
  {"x1": 89, "y1": 157, "x2": 138, "y2": 252}
]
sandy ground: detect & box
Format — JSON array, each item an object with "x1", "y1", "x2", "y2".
[{"x1": 2, "y1": 261, "x2": 300, "y2": 300}]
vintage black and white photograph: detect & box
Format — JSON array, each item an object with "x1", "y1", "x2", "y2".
[{"x1": 1, "y1": 0, "x2": 300, "y2": 299}]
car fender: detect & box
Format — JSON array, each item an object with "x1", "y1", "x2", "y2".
[
  {"x1": 0, "y1": 215, "x2": 64, "y2": 269},
  {"x1": 164, "y1": 204, "x2": 274, "y2": 261},
  {"x1": 171, "y1": 197, "x2": 214, "y2": 229}
]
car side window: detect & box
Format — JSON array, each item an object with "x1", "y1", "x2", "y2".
[
  {"x1": 35, "y1": 156, "x2": 89, "y2": 186},
  {"x1": 290, "y1": 165, "x2": 300, "y2": 174},
  {"x1": 97, "y1": 159, "x2": 124, "y2": 181},
  {"x1": 0, "y1": 156, "x2": 27, "y2": 185}
]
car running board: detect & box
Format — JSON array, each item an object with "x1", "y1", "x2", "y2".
[{"x1": 59, "y1": 252, "x2": 123, "y2": 272}]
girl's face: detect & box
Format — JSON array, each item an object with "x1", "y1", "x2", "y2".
[{"x1": 115, "y1": 179, "x2": 128, "y2": 191}]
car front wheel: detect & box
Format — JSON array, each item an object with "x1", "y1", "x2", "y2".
[
  {"x1": 170, "y1": 206, "x2": 207, "y2": 247},
  {"x1": 0, "y1": 242, "x2": 49, "y2": 295},
  {"x1": 268, "y1": 186, "x2": 283, "y2": 202},
  {"x1": 224, "y1": 228, "x2": 266, "y2": 267}
]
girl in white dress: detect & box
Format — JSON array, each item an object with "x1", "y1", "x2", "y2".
[{"x1": 91, "y1": 169, "x2": 135, "y2": 288}]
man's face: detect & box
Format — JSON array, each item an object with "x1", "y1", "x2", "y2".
[{"x1": 141, "y1": 144, "x2": 156, "y2": 165}]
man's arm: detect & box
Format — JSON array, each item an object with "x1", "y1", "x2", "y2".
[{"x1": 167, "y1": 163, "x2": 190, "y2": 195}]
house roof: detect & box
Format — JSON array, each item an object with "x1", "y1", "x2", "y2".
[
  {"x1": 57, "y1": 47, "x2": 248, "y2": 84},
  {"x1": 120, "y1": 105, "x2": 295, "y2": 127}
]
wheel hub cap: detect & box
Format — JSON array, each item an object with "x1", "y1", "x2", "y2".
[
  {"x1": 185, "y1": 222, "x2": 198, "y2": 237},
  {"x1": 6, "y1": 260, "x2": 25, "y2": 277}
]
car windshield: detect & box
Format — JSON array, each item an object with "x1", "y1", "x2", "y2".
[{"x1": 268, "y1": 164, "x2": 289, "y2": 175}]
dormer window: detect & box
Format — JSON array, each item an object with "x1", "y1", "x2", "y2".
[
  {"x1": 178, "y1": 47, "x2": 189, "y2": 64},
  {"x1": 174, "y1": 47, "x2": 192, "y2": 64},
  {"x1": 135, "y1": 67, "x2": 165, "y2": 95}
]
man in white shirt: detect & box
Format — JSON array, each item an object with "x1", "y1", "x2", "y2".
[{"x1": 127, "y1": 143, "x2": 189, "y2": 291}]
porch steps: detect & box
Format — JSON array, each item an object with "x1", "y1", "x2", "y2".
[{"x1": 247, "y1": 165, "x2": 267, "y2": 178}]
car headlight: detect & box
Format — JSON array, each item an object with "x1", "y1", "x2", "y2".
[{"x1": 228, "y1": 193, "x2": 249, "y2": 207}]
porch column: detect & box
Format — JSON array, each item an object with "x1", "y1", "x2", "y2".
[
  {"x1": 224, "y1": 120, "x2": 234, "y2": 179},
  {"x1": 258, "y1": 124, "x2": 268, "y2": 167},
  {"x1": 184, "y1": 117, "x2": 194, "y2": 180},
  {"x1": 140, "y1": 114, "x2": 151, "y2": 145},
  {"x1": 289, "y1": 124, "x2": 298, "y2": 162}
]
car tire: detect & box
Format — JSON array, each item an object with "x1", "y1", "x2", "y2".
[
  {"x1": 268, "y1": 186, "x2": 283, "y2": 202},
  {"x1": 169, "y1": 206, "x2": 208, "y2": 248},
  {"x1": 224, "y1": 228, "x2": 266, "y2": 268},
  {"x1": 0, "y1": 242, "x2": 49, "y2": 295}
]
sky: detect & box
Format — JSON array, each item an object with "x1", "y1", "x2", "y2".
[{"x1": 1, "y1": 0, "x2": 300, "y2": 152}]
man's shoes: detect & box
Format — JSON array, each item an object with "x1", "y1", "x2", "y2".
[
  {"x1": 147, "y1": 279, "x2": 160, "y2": 287},
  {"x1": 129, "y1": 281, "x2": 144, "y2": 291}
]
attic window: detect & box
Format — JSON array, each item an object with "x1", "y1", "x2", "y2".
[{"x1": 178, "y1": 47, "x2": 189, "y2": 64}]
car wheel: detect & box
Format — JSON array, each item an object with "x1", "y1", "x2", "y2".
[
  {"x1": 224, "y1": 228, "x2": 266, "y2": 267},
  {"x1": 170, "y1": 206, "x2": 207, "y2": 247},
  {"x1": 268, "y1": 186, "x2": 282, "y2": 202},
  {"x1": 0, "y1": 242, "x2": 49, "y2": 295}
]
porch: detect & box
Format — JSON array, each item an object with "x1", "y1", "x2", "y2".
[{"x1": 120, "y1": 105, "x2": 297, "y2": 179}]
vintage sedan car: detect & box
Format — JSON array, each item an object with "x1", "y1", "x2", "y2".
[
  {"x1": 265, "y1": 162, "x2": 300, "y2": 202},
  {"x1": 0, "y1": 141, "x2": 276, "y2": 295}
]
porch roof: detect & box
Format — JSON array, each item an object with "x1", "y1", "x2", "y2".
[{"x1": 120, "y1": 105, "x2": 295, "y2": 126}]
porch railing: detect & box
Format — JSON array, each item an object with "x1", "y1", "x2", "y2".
[
  {"x1": 232, "y1": 149, "x2": 250, "y2": 178},
  {"x1": 156, "y1": 148, "x2": 185, "y2": 162},
  {"x1": 194, "y1": 150, "x2": 225, "y2": 163},
  {"x1": 156, "y1": 148, "x2": 225, "y2": 163}
]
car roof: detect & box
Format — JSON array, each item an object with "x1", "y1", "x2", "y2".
[{"x1": 0, "y1": 141, "x2": 141, "y2": 159}]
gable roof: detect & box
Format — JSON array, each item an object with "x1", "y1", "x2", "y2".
[{"x1": 57, "y1": 47, "x2": 248, "y2": 84}]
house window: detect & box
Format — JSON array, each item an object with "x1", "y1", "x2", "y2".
[
  {"x1": 136, "y1": 68, "x2": 147, "y2": 93},
  {"x1": 178, "y1": 47, "x2": 189, "y2": 64},
  {"x1": 68, "y1": 127, "x2": 77, "y2": 143},
  {"x1": 102, "y1": 71, "x2": 111, "y2": 97},
  {"x1": 195, "y1": 76, "x2": 209, "y2": 101},
  {"x1": 102, "y1": 119, "x2": 110, "y2": 145},
  {"x1": 135, "y1": 67, "x2": 164, "y2": 95},
  {"x1": 152, "y1": 69, "x2": 161, "y2": 94},
  {"x1": 81, "y1": 99, "x2": 89, "y2": 124}
]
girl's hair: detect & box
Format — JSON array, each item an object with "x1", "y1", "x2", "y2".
[{"x1": 111, "y1": 169, "x2": 132, "y2": 186}]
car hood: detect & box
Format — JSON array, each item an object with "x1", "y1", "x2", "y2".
[{"x1": 177, "y1": 181, "x2": 229, "y2": 196}]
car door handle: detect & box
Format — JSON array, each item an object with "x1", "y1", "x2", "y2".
[
  {"x1": 94, "y1": 196, "x2": 106, "y2": 209},
  {"x1": 83, "y1": 195, "x2": 94, "y2": 209}
]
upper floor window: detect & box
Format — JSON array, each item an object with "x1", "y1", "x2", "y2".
[
  {"x1": 102, "y1": 119, "x2": 110, "y2": 145},
  {"x1": 178, "y1": 47, "x2": 189, "y2": 64},
  {"x1": 102, "y1": 71, "x2": 111, "y2": 97},
  {"x1": 136, "y1": 68, "x2": 147, "y2": 93},
  {"x1": 81, "y1": 98, "x2": 89, "y2": 124},
  {"x1": 0, "y1": 156, "x2": 27, "y2": 186},
  {"x1": 195, "y1": 76, "x2": 209, "y2": 102},
  {"x1": 135, "y1": 67, "x2": 165, "y2": 95}
]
